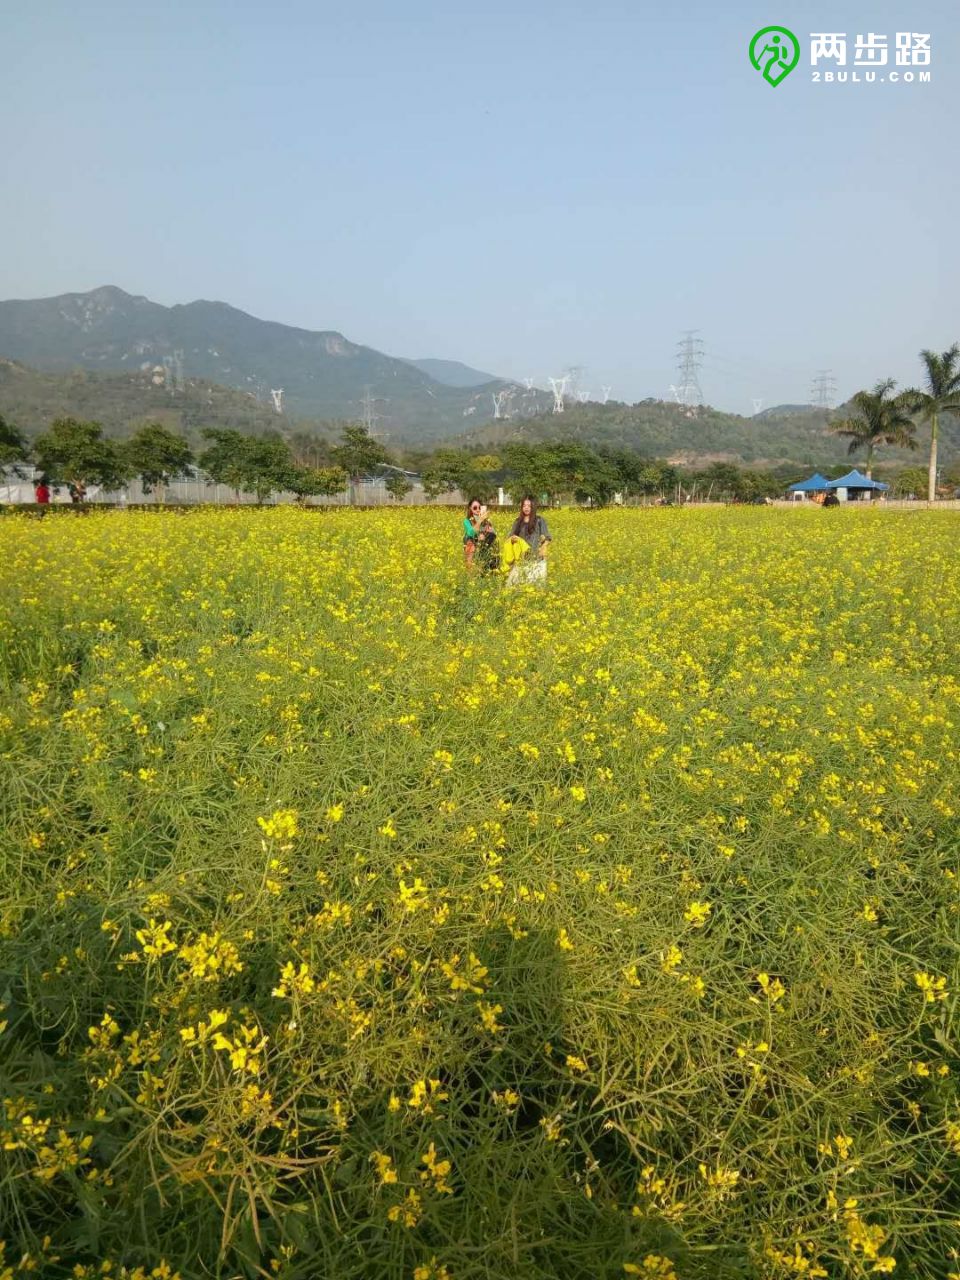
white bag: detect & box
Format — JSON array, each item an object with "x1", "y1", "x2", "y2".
[{"x1": 506, "y1": 558, "x2": 547, "y2": 587}]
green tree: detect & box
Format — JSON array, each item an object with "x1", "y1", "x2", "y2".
[
  {"x1": 331, "y1": 425, "x2": 390, "y2": 501},
  {"x1": 636, "y1": 461, "x2": 680, "y2": 500},
  {"x1": 599, "y1": 448, "x2": 647, "y2": 500},
  {"x1": 199, "y1": 431, "x2": 294, "y2": 503},
  {"x1": 33, "y1": 418, "x2": 129, "y2": 492},
  {"x1": 0, "y1": 414, "x2": 29, "y2": 470},
  {"x1": 830, "y1": 379, "x2": 917, "y2": 479},
  {"x1": 546, "y1": 443, "x2": 620, "y2": 506},
  {"x1": 906, "y1": 344, "x2": 960, "y2": 502},
  {"x1": 198, "y1": 429, "x2": 248, "y2": 500},
  {"x1": 501, "y1": 443, "x2": 557, "y2": 503},
  {"x1": 421, "y1": 449, "x2": 480, "y2": 501},
  {"x1": 385, "y1": 471, "x2": 413, "y2": 502},
  {"x1": 124, "y1": 423, "x2": 193, "y2": 503},
  {"x1": 890, "y1": 466, "x2": 928, "y2": 498},
  {"x1": 288, "y1": 465, "x2": 348, "y2": 504},
  {"x1": 238, "y1": 435, "x2": 297, "y2": 504}
]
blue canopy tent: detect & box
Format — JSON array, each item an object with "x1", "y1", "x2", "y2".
[
  {"x1": 826, "y1": 469, "x2": 889, "y2": 501},
  {"x1": 787, "y1": 473, "x2": 831, "y2": 501},
  {"x1": 788, "y1": 473, "x2": 830, "y2": 494}
]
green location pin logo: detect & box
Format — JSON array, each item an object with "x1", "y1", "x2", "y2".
[{"x1": 749, "y1": 26, "x2": 801, "y2": 86}]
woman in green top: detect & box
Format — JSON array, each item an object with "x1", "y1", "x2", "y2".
[{"x1": 462, "y1": 497, "x2": 482, "y2": 567}]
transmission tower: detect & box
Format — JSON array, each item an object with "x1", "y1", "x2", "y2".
[
  {"x1": 270, "y1": 388, "x2": 284, "y2": 414},
  {"x1": 162, "y1": 350, "x2": 184, "y2": 392},
  {"x1": 360, "y1": 386, "x2": 387, "y2": 432},
  {"x1": 491, "y1": 388, "x2": 512, "y2": 419},
  {"x1": 810, "y1": 369, "x2": 837, "y2": 410},
  {"x1": 751, "y1": 397, "x2": 764, "y2": 415},
  {"x1": 563, "y1": 365, "x2": 584, "y2": 400},
  {"x1": 675, "y1": 331, "x2": 704, "y2": 409},
  {"x1": 577, "y1": 391, "x2": 590, "y2": 404},
  {"x1": 548, "y1": 375, "x2": 569, "y2": 414},
  {"x1": 600, "y1": 385, "x2": 612, "y2": 405}
]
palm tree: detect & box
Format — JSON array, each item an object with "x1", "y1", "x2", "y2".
[
  {"x1": 907, "y1": 345, "x2": 960, "y2": 502},
  {"x1": 830, "y1": 379, "x2": 917, "y2": 479}
]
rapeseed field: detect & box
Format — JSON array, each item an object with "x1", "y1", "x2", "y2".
[{"x1": 1, "y1": 505, "x2": 958, "y2": 1279}]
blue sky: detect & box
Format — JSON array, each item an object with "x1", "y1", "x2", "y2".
[{"x1": 2, "y1": 0, "x2": 956, "y2": 413}]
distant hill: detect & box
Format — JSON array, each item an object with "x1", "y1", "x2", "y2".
[
  {"x1": 0, "y1": 357, "x2": 330, "y2": 445},
  {"x1": 459, "y1": 399, "x2": 959, "y2": 468},
  {"x1": 753, "y1": 403, "x2": 823, "y2": 420},
  {"x1": 0, "y1": 286, "x2": 517, "y2": 440},
  {"x1": 403, "y1": 357, "x2": 500, "y2": 387}
]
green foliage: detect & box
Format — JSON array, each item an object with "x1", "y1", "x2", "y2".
[
  {"x1": 332, "y1": 425, "x2": 391, "y2": 484},
  {"x1": 499, "y1": 443, "x2": 556, "y2": 502},
  {"x1": 830, "y1": 379, "x2": 917, "y2": 475},
  {"x1": 690, "y1": 462, "x2": 783, "y2": 502},
  {"x1": 468, "y1": 399, "x2": 960, "y2": 469},
  {"x1": 32, "y1": 417, "x2": 129, "y2": 489},
  {"x1": 124, "y1": 423, "x2": 193, "y2": 502},
  {"x1": 0, "y1": 413, "x2": 28, "y2": 468},
  {"x1": 287, "y1": 464, "x2": 348, "y2": 502},
  {"x1": 385, "y1": 471, "x2": 413, "y2": 502},
  {"x1": 197, "y1": 428, "x2": 249, "y2": 495},
  {"x1": 198, "y1": 430, "x2": 296, "y2": 502},
  {"x1": 0, "y1": 357, "x2": 316, "y2": 445},
  {"x1": 421, "y1": 448, "x2": 489, "y2": 501}
]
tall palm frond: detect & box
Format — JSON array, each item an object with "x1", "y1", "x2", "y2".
[{"x1": 830, "y1": 379, "x2": 917, "y2": 477}]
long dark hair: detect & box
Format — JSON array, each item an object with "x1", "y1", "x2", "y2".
[
  {"x1": 513, "y1": 494, "x2": 538, "y2": 535},
  {"x1": 465, "y1": 496, "x2": 482, "y2": 518}
]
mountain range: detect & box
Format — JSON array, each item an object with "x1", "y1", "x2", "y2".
[
  {"x1": 0, "y1": 286, "x2": 953, "y2": 468},
  {"x1": 0, "y1": 286, "x2": 521, "y2": 439}
]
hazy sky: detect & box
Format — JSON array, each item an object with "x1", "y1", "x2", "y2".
[{"x1": 2, "y1": 1, "x2": 956, "y2": 412}]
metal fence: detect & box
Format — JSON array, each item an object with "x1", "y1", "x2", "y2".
[{"x1": 0, "y1": 472, "x2": 462, "y2": 508}]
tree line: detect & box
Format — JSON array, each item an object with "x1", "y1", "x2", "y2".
[
  {"x1": 0, "y1": 416, "x2": 793, "y2": 505},
  {"x1": 2, "y1": 342, "x2": 958, "y2": 505}
]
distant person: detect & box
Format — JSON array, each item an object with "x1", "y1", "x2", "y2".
[
  {"x1": 34, "y1": 478, "x2": 50, "y2": 506},
  {"x1": 823, "y1": 491, "x2": 840, "y2": 507},
  {"x1": 506, "y1": 495, "x2": 551, "y2": 585},
  {"x1": 462, "y1": 497, "x2": 482, "y2": 568}
]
